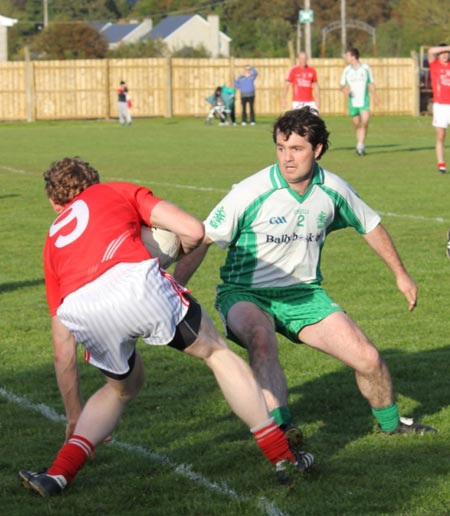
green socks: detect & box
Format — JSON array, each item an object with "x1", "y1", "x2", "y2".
[
  {"x1": 372, "y1": 403, "x2": 399, "y2": 433},
  {"x1": 271, "y1": 403, "x2": 400, "y2": 432},
  {"x1": 270, "y1": 406, "x2": 293, "y2": 427}
]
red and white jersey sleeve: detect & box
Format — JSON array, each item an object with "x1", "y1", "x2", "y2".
[{"x1": 44, "y1": 182, "x2": 162, "y2": 316}]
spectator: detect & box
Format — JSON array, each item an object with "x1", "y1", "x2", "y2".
[
  {"x1": 205, "y1": 86, "x2": 230, "y2": 126},
  {"x1": 117, "y1": 80, "x2": 132, "y2": 126},
  {"x1": 221, "y1": 84, "x2": 237, "y2": 125},
  {"x1": 234, "y1": 65, "x2": 258, "y2": 125}
]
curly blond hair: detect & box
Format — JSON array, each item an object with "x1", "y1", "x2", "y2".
[{"x1": 44, "y1": 157, "x2": 100, "y2": 205}]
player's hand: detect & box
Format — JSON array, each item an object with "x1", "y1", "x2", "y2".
[{"x1": 396, "y1": 273, "x2": 418, "y2": 311}]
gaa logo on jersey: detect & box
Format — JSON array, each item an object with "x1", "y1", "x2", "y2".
[{"x1": 269, "y1": 216, "x2": 287, "y2": 224}]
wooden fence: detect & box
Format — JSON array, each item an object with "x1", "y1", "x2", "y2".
[{"x1": 0, "y1": 57, "x2": 419, "y2": 121}]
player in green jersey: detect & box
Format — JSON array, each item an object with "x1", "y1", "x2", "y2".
[
  {"x1": 174, "y1": 107, "x2": 437, "y2": 455},
  {"x1": 340, "y1": 48, "x2": 379, "y2": 156}
]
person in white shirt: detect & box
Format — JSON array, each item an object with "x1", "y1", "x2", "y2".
[
  {"x1": 340, "y1": 48, "x2": 379, "y2": 156},
  {"x1": 174, "y1": 107, "x2": 437, "y2": 458}
]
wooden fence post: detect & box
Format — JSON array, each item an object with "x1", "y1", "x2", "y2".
[
  {"x1": 105, "y1": 59, "x2": 110, "y2": 120},
  {"x1": 166, "y1": 56, "x2": 172, "y2": 118},
  {"x1": 24, "y1": 46, "x2": 35, "y2": 122}
]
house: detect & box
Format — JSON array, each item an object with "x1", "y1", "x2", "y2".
[
  {"x1": 99, "y1": 18, "x2": 153, "y2": 49},
  {"x1": 97, "y1": 14, "x2": 231, "y2": 57},
  {"x1": 0, "y1": 14, "x2": 18, "y2": 61},
  {"x1": 147, "y1": 14, "x2": 231, "y2": 57}
]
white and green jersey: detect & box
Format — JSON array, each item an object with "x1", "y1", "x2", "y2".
[
  {"x1": 205, "y1": 163, "x2": 381, "y2": 288},
  {"x1": 340, "y1": 63, "x2": 374, "y2": 108}
]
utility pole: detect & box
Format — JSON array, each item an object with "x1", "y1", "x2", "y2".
[
  {"x1": 43, "y1": 0, "x2": 48, "y2": 28},
  {"x1": 341, "y1": 0, "x2": 346, "y2": 55},
  {"x1": 304, "y1": 0, "x2": 311, "y2": 58}
]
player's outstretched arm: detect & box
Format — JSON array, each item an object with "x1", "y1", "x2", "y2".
[
  {"x1": 363, "y1": 223, "x2": 418, "y2": 311},
  {"x1": 51, "y1": 316, "x2": 83, "y2": 441},
  {"x1": 173, "y1": 235, "x2": 213, "y2": 286},
  {"x1": 149, "y1": 200, "x2": 204, "y2": 256},
  {"x1": 428, "y1": 45, "x2": 450, "y2": 61}
]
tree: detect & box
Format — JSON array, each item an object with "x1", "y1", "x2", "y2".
[
  {"x1": 31, "y1": 22, "x2": 109, "y2": 59},
  {"x1": 377, "y1": 0, "x2": 450, "y2": 56},
  {"x1": 172, "y1": 43, "x2": 210, "y2": 57},
  {"x1": 107, "y1": 37, "x2": 167, "y2": 58},
  {"x1": 48, "y1": 0, "x2": 117, "y2": 22}
]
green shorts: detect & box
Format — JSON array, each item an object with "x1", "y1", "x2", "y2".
[
  {"x1": 348, "y1": 100, "x2": 370, "y2": 117},
  {"x1": 216, "y1": 283, "x2": 342, "y2": 344}
]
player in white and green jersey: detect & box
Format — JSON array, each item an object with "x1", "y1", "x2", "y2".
[
  {"x1": 208, "y1": 162, "x2": 380, "y2": 291},
  {"x1": 340, "y1": 47, "x2": 379, "y2": 156},
  {"x1": 174, "y1": 107, "x2": 437, "y2": 453}
]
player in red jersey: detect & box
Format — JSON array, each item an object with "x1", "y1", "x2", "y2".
[
  {"x1": 282, "y1": 52, "x2": 320, "y2": 113},
  {"x1": 428, "y1": 43, "x2": 450, "y2": 175},
  {"x1": 19, "y1": 157, "x2": 314, "y2": 496}
]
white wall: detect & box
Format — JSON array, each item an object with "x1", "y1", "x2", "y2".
[
  {"x1": 165, "y1": 15, "x2": 230, "y2": 57},
  {"x1": 0, "y1": 25, "x2": 7, "y2": 61}
]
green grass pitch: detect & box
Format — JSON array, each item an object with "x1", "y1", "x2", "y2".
[{"x1": 1, "y1": 115, "x2": 449, "y2": 515}]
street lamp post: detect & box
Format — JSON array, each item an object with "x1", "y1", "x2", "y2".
[
  {"x1": 341, "y1": 0, "x2": 346, "y2": 55},
  {"x1": 43, "y1": 0, "x2": 48, "y2": 27}
]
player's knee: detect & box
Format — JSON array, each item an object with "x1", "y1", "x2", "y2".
[
  {"x1": 359, "y1": 344, "x2": 383, "y2": 375},
  {"x1": 117, "y1": 354, "x2": 145, "y2": 401},
  {"x1": 246, "y1": 326, "x2": 278, "y2": 361}
]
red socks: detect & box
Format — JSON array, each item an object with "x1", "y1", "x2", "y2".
[
  {"x1": 48, "y1": 435, "x2": 94, "y2": 484},
  {"x1": 252, "y1": 419, "x2": 295, "y2": 465}
]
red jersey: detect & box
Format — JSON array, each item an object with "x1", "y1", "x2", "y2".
[
  {"x1": 44, "y1": 182, "x2": 162, "y2": 316},
  {"x1": 429, "y1": 59, "x2": 450, "y2": 104},
  {"x1": 286, "y1": 65, "x2": 318, "y2": 102}
]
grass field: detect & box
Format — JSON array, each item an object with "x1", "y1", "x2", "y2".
[{"x1": 1, "y1": 114, "x2": 450, "y2": 516}]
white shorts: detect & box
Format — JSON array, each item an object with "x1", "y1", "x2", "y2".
[
  {"x1": 433, "y1": 103, "x2": 450, "y2": 129},
  {"x1": 292, "y1": 101, "x2": 319, "y2": 113},
  {"x1": 57, "y1": 260, "x2": 190, "y2": 376}
]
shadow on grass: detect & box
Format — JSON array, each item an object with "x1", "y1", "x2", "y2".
[
  {"x1": 0, "y1": 278, "x2": 44, "y2": 294},
  {"x1": 2, "y1": 344, "x2": 450, "y2": 513},
  {"x1": 0, "y1": 194, "x2": 20, "y2": 200},
  {"x1": 284, "y1": 344, "x2": 449, "y2": 469},
  {"x1": 331, "y1": 144, "x2": 434, "y2": 155}
]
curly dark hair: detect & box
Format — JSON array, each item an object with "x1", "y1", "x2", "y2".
[
  {"x1": 272, "y1": 107, "x2": 330, "y2": 160},
  {"x1": 43, "y1": 157, "x2": 100, "y2": 205}
]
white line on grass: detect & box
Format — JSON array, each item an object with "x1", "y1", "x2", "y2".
[
  {"x1": 0, "y1": 386, "x2": 288, "y2": 516},
  {"x1": 0, "y1": 165, "x2": 29, "y2": 174},
  {"x1": 1, "y1": 164, "x2": 448, "y2": 223}
]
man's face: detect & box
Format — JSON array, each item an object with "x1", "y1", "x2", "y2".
[
  {"x1": 345, "y1": 51, "x2": 354, "y2": 65},
  {"x1": 276, "y1": 130, "x2": 322, "y2": 186},
  {"x1": 438, "y1": 51, "x2": 450, "y2": 64}
]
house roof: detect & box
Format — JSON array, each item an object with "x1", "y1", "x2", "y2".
[
  {"x1": 90, "y1": 21, "x2": 111, "y2": 33},
  {"x1": 0, "y1": 14, "x2": 18, "y2": 27},
  {"x1": 149, "y1": 14, "x2": 194, "y2": 40},
  {"x1": 102, "y1": 23, "x2": 140, "y2": 44}
]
